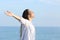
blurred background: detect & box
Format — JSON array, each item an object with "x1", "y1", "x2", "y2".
[{"x1": 0, "y1": 0, "x2": 60, "y2": 40}]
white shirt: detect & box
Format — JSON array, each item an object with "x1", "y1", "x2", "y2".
[{"x1": 20, "y1": 17, "x2": 35, "y2": 40}]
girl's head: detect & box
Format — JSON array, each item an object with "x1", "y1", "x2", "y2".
[{"x1": 22, "y1": 9, "x2": 34, "y2": 21}]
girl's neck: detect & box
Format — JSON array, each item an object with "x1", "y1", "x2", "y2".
[{"x1": 29, "y1": 18, "x2": 32, "y2": 22}]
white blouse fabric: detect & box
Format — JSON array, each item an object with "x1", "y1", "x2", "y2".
[{"x1": 20, "y1": 17, "x2": 35, "y2": 40}]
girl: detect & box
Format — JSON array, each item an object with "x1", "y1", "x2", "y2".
[{"x1": 5, "y1": 9, "x2": 35, "y2": 40}]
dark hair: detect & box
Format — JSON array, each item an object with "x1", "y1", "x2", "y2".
[{"x1": 22, "y1": 9, "x2": 29, "y2": 20}]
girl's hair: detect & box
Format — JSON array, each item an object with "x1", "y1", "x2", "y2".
[{"x1": 22, "y1": 9, "x2": 29, "y2": 20}]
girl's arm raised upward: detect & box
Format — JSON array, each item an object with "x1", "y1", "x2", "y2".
[{"x1": 5, "y1": 11, "x2": 21, "y2": 21}]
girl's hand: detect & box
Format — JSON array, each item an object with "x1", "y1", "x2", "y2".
[
  {"x1": 5, "y1": 11, "x2": 14, "y2": 17},
  {"x1": 4, "y1": 11, "x2": 21, "y2": 21}
]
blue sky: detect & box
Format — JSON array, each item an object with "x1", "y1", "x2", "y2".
[{"x1": 0, "y1": 0, "x2": 60, "y2": 27}]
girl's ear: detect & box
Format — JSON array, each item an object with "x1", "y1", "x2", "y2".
[
  {"x1": 28, "y1": 15, "x2": 30, "y2": 18},
  {"x1": 28, "y1": 14, "x2": 31, "y2": 19}
]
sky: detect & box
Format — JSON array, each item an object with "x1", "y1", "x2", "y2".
[{"x1": 0, "y1": 0, "x2": 60, "y2": 27}]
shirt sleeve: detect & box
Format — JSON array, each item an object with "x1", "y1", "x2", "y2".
[{"x1": 19, "y1": 17, "x2": 26, "y2": 24}]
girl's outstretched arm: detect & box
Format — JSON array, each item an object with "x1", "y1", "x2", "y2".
[{"x1": 5, "y1": 11, "x2": 21, "y2": 21}]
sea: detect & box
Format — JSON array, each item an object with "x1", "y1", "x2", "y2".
[{"x1": 0, "y1": 26, "x2": 60, "y2": 40}]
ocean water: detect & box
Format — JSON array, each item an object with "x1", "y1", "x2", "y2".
[{"x1": 0, "y1": 27, "x2": 60, "y2": 40}]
